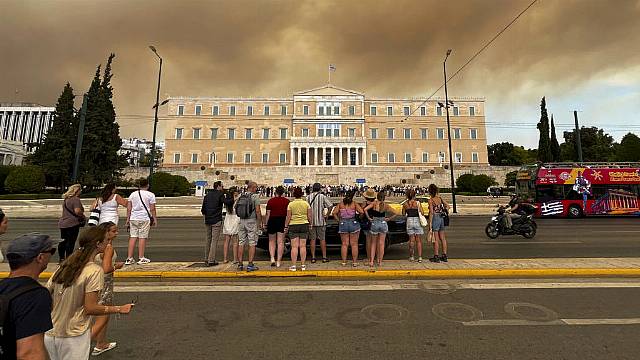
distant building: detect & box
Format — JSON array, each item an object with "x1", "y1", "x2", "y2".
[
  {"x1": 120, "y1": 137, "x2": 165, "y2": 167},
  {"x1": 0, "y1": 103, "x2": 55, "y2": 165}
]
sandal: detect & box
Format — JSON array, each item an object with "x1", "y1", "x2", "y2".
[
  {"x1": 322, "y1": 258, "x2": 330, "y2": 263},
  {"x1": 341, "y1": 262, "x2": 347, "y2": 266},
  {"x1": 300, "y1": 265, "x2": 306, "y2": 271},
  {"x1": 352, "y1": 262, "x2": 358, "y2": 267},
  {"x1": 311, "y1": 258, "x2": 317, "y2": 264},
  {"x1": 92, "y1": 342, "x2": 117, "y2": 356},
  {"x1": 289, "y1": 265, "x2": 297, "y2": 272}
]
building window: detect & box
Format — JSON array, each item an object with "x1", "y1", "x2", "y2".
[
  {"x1": 193, "y1": 128, "x2": 201, "y2": 139},
  {"x1": 175, "y1": 128, "x2": 183, "y2": 139},
  {"x1": 370, "y1": 106, "x2": 377, "y2": 116},
  {"x1": 212, "y1": 105, "x2": 219, "y2": 116},
  {"x1": 227, "y1": 153, "x2": 234, "y2": 163},
  {"x1": 303, "y1": 105, "x2": 309, "y2": 115},
  {"x1": 229, "y1": 105, "x2": 236, "y2": 116},
  {"x1": 281, "y1": 105, "x2": 287, "y2": 116},
  {"x1": 422, "y1": 152, "x2": 429, "y2": 163},
  {"x1": 280, "y1": 128, "x2": 287, "y2": 139},
  {"x1": 263, "y1": 105, "x2": 270, "y2": 116},
  {"x1": 387, "y1": 128, "x2": 395, "y2": 139},
  {"x1": 404, "y1": 153, "x2": 412, "y2": 163},
  {"x1": 470, "y1": 128, "x2": 478, "y2": 140},
  {"x1": 317, "y1": 124, "x2": 340, "y2": 137},
  {"x1": 472, "y1": 152, "x2": 479, "y2": 163},
  {"x1": 420, "y1": 106, "x2": 426, "y2": 116},
  {"x1": 455, "y1": 152, "x2": 463, "y2": 163},
  {"x1": 453, "y1": 128, "x2": 461, "y2": 139},
  {"x1": 191, "y1": 153, "x2": 198, "y2": 163},
  {"x1": 403, "y1": 106, "x2": 410, "y2": 116},
  {"x1": 436, "y1": 128, "x2": 445, "y2": 139},
  {"x1": 244, "y1": 153, "x2": 251, "y2": 164},
  {"x1": 334, "y1": 105, "x2": 340, "y2": 115},
  {"x1": 247, "y1": 106, "x2": 253, "y2": 116},
  {"x1": 438, "y1": 151, "x2": 446, "y2": 163},
  {"x1": 210, "y1": 128, "x2": 218, "y2": 139},
  {"x1": 209, "y1": 153, "x2": 216, "y2": 164},
  {"x1": 370, "y1": 128, "x2": 378, "y2": 139},
  {"x1": 371, "y1": 153, "x2": 378, "y2": 163},
  {"x1": 302, "y1": 128, "x2": 309, "y2": 137},
  {"x1": 262, "y1": 128, "x2": 270, "y2": 139},
  {"x1": 453, "y1": 106, "x2": 459, "y2": 116},
  {"x1": 262, "y1": 153, "x2": 269, "y2": 163},
  {"x1": 420, "y1": 128, "x2": 428, "y2": 139},
  {"x1": 348, "y1": 105, "x2": 355, "y2": 116},
  {"x1": 174, "y1": 153, "x2": 181, "y2": 163},
  {"x1": 228, "y1": 128, "x2": 235, "y2": 140},
  {"x1": 279, "y1": 152, "x2": 286, "y2": 164},
  {"x1": 403, "y1": 128, "x2": 411, "y2": 139},
  {"x1": 195, "y1": 105, "x2": 202, "y2": 116},
  {"x1": 388, "y1": 153, "x2": 395, "y2": 163},
  {"x1": 245, "y1": 128, "x2": 253, "y2": 139},
  {"x1": 387, "y1": 106, "x2": 393, "y2": 116},
  {"x1": 318, "y1": 106, "x2": 325, "y2": 116},
  {"x1": 348, "y1": 128, "x2": 356, "y2": 137},
  {"x1": 437, "y1": 106, "x2": 443, "y2": 116},
  {"x1": 177, "y1": 105, "x2": 184, "y2": 116},
  {"x1": 469, "y1": 106, "x2": 475, "y2": 116}
]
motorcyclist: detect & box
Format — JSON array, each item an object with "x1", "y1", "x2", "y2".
[{"x1": 503, "y1": 194, "x2": 522, "y2": 230}]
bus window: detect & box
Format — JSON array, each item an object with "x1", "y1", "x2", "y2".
[
  {"x1": 565, "y1": 185, "x2": 594, "y2": 200},
  {"x1": 536, "y1": 185, "x2": 564, "y2": 202}
]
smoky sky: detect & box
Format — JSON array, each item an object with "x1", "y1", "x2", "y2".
[{"x1": 2, "y1": 0, "x2": 640, "y2": 142}]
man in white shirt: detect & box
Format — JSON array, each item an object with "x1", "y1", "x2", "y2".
[{"x1": 125, "y1": 178, "x2": 157, "y2": 265}]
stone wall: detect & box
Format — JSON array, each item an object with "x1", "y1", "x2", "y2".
[{"x1": 125, "y1": 165, "x2": 519, "y2": 188}]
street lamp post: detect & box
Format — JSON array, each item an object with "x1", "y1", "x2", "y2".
[
  {"x1": 443, "y1": 49, "x2": 457, "y2": 213},
  {"x1": 72, "y1": 93, "x2": 88, "y2": 183},
  {"x1": 149, "y1": 45, "x2": 163, "y2": 183}
]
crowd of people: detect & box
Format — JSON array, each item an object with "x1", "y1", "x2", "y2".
[{"x1": 246, "y1": 184, "x2": 434, "y2": 199}]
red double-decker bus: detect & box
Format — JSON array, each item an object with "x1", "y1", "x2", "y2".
[{"x1": 516, "y1": 162, "x2": 640, "y2": 218}]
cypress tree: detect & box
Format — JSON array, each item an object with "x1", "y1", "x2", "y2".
[
  {"x1": 550, "y1": 115, "x2": 561, "y2": 162},
  {"x1": 536, "y1": 97, "x2": 553, "y2": 162},
  {"x1": 26, "y1": 83, "x2": 77, "y2": 189}
]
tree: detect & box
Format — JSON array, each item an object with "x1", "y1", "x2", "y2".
[
  {"x1": 471, "y1": 174, "x2": 497, "y2": 193},
  {"x1": 456, "y1": 173, "x2": 475, "y2": 192},
  {"x1": 504, "y1": 170, "x2": 518, "y2": 187},
  {"x1": 26, "y1": 83, "x2": 77, "y2": 189},
  {"x1": 550, "y1": 115, "x2": 561, "y2": 162},
  {"x1": 487, "y1": 142, "x2": 537, "y2": 166},
  {"x1": 615, "y1": 133, "x2": 640, "y2": 161},
  {"x1": 4, "y1": 166, "x2": 45, "y2": 193},
  {"x1": 536, "y1": 97, "x2": 553, "y2": 162},
  {"x1": 77, "y1": 54, "x2": 128, "y2": 188},
  {"x1": 560, "y1": 126, "x2": 615, "y2": 162}
]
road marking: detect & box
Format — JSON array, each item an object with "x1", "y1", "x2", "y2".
[
  {"x1": 480, "y1": 241, "x2": 583, "y2": 245},
  {"x1": 459, "y1": 282, "x2": 640, "y2": 289},
  {"x1": 463, "y1": 318, "x2": 640, "y2": 326}
]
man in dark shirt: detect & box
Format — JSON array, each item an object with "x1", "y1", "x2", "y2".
[
  {"x1": 0, "y1": 233, "x2": 59, "y2": 360},
  {"x1": 201, "y1": 181, "x2": 225, "y2": 266}
]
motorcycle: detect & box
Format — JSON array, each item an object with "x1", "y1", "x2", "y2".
[{"x1": 485, "y1": 205, "x2": 537, "y2": 239}]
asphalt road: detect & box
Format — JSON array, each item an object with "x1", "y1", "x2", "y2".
[
  {"x1": 2, "y1": 216, "x2": 639, "y2": 262},
  {"x1": 92, "y1": 280, "x2": 640, "y2": 359}
]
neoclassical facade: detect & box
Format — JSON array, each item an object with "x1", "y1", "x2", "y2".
[{"x1": 162, "y1": 85, "x2": 488, "y2": 171}]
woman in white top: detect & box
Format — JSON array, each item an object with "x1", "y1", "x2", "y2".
[
  {"x1": 92, "y1": 184, "x2": 128, "y2": 226},
  {"x1": 222, "y1": 188, "x2": 240, "y2": 264}
]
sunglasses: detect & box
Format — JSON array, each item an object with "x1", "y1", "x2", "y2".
[{"x1": 41, "y1": 248, "x2": 56, "y2": 255}]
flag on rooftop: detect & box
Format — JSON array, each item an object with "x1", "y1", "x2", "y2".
[{"x1": 329, "y1": 64, "x2": 336, "y2": 72}]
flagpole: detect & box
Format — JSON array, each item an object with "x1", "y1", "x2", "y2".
[{"x1": 328, "y1": 66, "x2": 331, "y2": 85}]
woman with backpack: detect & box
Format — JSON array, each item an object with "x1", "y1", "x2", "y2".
[
  {"x1": 427, "y1": 184, "x2": 450, "y2": 262},
  {"x1": 332, "y1": 191, "x2": 365, "y2": 267}
]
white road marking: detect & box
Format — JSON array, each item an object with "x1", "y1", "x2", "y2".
[
  {"x1": 480, "y1": 241, "x2": 583, "y2": 245},
  {"x1": 459, "y1": 282, "x2": 640, "y2": 289},
  {"x1": 463, "y1": 318, "x2": 640, "y2": 326}
]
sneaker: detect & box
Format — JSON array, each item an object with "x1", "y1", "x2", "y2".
[
  {"x1": 440, "y1": 254, "x2": 448, "y2": 262},
  {"x1": 289, "y1": 265, "x2": 297, "y2": 272},
  {"x1": 137, "y1": 257, "x2": 150, "y2": 265},
  {"x1": 322, "y1": 258, "x2": 330, "y2": 263},
  {"x1": 429, "y1": 256, "x2": 440, "y2": 263},
  {"x1": 311, "y1": 258, "x2": 316, "y2": 264},
  {"x1": 205, "y1": 261, "x2": 219, "y2": 267},
  {"x1": 246, "y1": 263, "x2": 259, "y2": 272},
  {"x1": 409, "y1": 256, "x2": 415, "y2": 262},
  {"x1": 417, "y1": 257, "x2": 423, "y2": 263},
  {"x1": 124, "y1": 258, "x2": 135, "y2": 266},
  {"x1": 300, "y1": 265, "x2": 306, "y2": 271},
  {"x1": 237, "y1": 263, "x2": 244, "y2": 271}
]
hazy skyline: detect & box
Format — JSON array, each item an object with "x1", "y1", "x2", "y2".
[{"x1": 2, "y1": 0, "x2": 639, "y2": 148}]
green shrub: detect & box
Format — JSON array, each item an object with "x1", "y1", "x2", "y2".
[
  {"x1": 471, "y1": 174, "x2": 498, "y2": 193},
  {"x1": 4, "y1": 165, "x2": 46, "y2": 193},
  {"x1": 456, "y1": 173, "x2": 475, "y2": 193},
  {"x1": 149, "y1": 172, "x2": 175, "y2": 197},
  {"x1": 173, "y1": 175, "x2": 192, "y2": 196},
  {"x1": 0, "y1": 165, "x2": 16, "y2": 194}
]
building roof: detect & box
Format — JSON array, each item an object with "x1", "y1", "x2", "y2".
[{"x1": 294, "y1": 84, "x2": 364, "y2": 96}]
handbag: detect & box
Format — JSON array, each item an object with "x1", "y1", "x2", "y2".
[
  {"x1": 418, "y1": 210, "x2": 428, "y2": 228},
  {"x1": 64, "y1": 199, "x2": 86, "y2": 227},
  {"x1": 88, "y1": 198, "x2": 101, "y2": 226},
  {"x1": 138, "y1": 190, "x2": 155, "y2": 226},
  {"x1": 442, "y1": 209, "x2": 450, "y2": 227}
]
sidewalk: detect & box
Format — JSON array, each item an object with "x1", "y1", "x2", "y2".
[{"x1": 3, "y1": 258, "x2": 640, "y2": 279}]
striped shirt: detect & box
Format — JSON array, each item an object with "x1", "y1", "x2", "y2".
[{"x1": 306, "y1": 192, "x2": 333, "y2": 226}]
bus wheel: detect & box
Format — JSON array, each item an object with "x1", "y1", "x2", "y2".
[{"x1": 567, "y1": 205, "x2": 583, "y2": 219}]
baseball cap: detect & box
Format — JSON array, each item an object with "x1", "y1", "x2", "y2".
[{"x1": 5, "y1": 233, "x2": 60, "y2": 263}]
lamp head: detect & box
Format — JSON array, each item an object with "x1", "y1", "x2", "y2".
[
  {"x1": 446, "y1": 49, "x2": 452, "y2": 56},
  {"x1": 149, "y1": 45, "x2": 157, "y2": 54}
]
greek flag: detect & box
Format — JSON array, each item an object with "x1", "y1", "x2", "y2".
[
  {"x1": 329, "y1": 64, "x2": 336, "y2": 72},
  {"x1": 540, "y1": 201, "x2": 563, "y2": 216}
]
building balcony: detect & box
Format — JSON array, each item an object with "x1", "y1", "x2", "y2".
[{"x1": 289, "y1": 136, "x2": 366, "y2": 146}]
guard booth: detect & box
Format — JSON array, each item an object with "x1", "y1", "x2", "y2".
[{"x1": 195, "y1": 180, "x2": 208, "y2": 197}]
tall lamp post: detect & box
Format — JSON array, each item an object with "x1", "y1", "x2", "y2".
[
  {"x1": 443, "y1": 49, "x2": 457, "y2": 213},
  {"x1": 149, "y1": 45, "x2": 163, "y2": 183}
]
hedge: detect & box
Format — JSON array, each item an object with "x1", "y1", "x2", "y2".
[{"x1": 4, "y1": 165, "x2": 46, "y2": 194}]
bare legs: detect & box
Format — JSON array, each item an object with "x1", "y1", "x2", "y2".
[
  {"x1": 268, "y1": 233, "x2": 277, "y2": 263},
  {"x1": 340, "y1": 233, "x2": 349, "y2": 265},
  {"x1": 349, "y1": 232, "x2": 359, "y2": 265},
  {"x1": 127, "y1": 237, "x2": 146, "y2": 259},
  {"x1": 223, "y1": 234, "x2": 238, "y2": 263},
  {"x1": 91, "y1": 315, "x2": 110, "y2": 349},
  {"x1": 408, "y1": 234, "x2": 422, "y2": 260},
  {"x1": 433, "y1": 231, "x2": 447, "y2": 257},
  {"x1": 290, "y1": 237, "x2": 307, "y2": 268},
  {"x1": 370, "y1": 233, "x2": 386, "y2": 266},
  {"x1": 276, "y1": 232, "x2": 285, "y2": 267}
]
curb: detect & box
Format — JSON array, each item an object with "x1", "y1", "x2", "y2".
[{"x1": 4, "y1": 268, "x2": 640, "y2": 280}]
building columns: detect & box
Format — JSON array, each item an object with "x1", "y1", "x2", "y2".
[
  {"x1": 354, "y1": 147, "x2": 359, "y2": 166},
  {"x1": 297, "y1": 147, "x2": 302, "y2": 167}
]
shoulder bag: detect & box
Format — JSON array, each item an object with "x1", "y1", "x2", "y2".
[
  {"x1": 417, "y1": 201, "x2": 429, "y2": 228},
  {"x1": 138, "y1": 190, "x2": 155, "y2": 226},
  {"x1": 64, "y1": 199, "x2": 86, "y2": 227},
  {"x1": 88, "y1": 198, "x2": 101, "y2": 226}
]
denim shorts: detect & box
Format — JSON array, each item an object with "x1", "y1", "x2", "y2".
[
  {"x1": 338, "y1": 219, "x2": 361, "y2": 234},
  {"x1": 431, "y1": 214, "x2": 445, "y2": 232},
  {"x1": 406, "y1": 217, "x2": 424, "y2": 235},
  {"x1": 369, "y1": 218, "x2": 389, "y2": 235}
]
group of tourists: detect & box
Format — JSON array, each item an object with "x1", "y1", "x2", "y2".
[
  {"x1": 237, "y1": 184, "x2": 435, "y2": 200},
  {"x1": 201, "y1": 181, "x2": 451, "y2": 271}
]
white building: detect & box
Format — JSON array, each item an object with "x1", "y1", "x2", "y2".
[
  {"x1": 0, "y1": 103, "x2": 55, "y2": 165},
  {"x1": 120, "y1": 137, "x2": 165, "y2": 167}
]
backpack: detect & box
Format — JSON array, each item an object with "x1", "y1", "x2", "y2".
[
  {"x1": 235, "y1": 193, "x2": 255, "y2": 219},
  {"x1": 0, "y1": 281, "x2": 42, "y2": 338}
]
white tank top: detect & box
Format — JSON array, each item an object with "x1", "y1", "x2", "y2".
[{"x1": 98, "y1": 195, "x2": 119, "y2": 225}]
